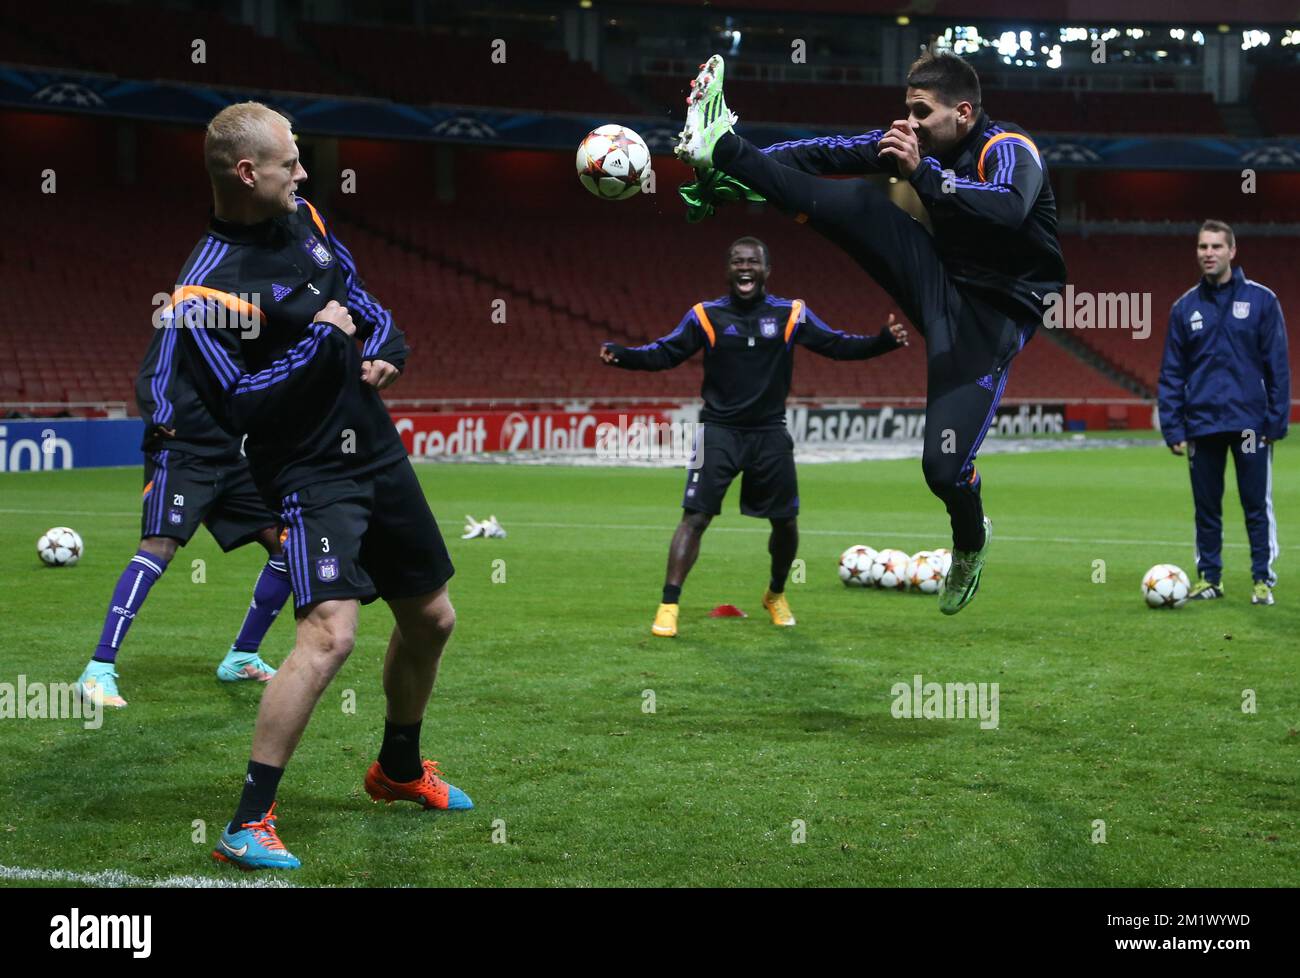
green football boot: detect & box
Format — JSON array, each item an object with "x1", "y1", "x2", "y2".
[{"x1": 939, "y1": 517, "x2": 993, "y2": 616}]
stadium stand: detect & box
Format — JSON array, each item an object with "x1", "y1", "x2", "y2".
[
  {"x1": 1250, "y1": 65, "x2": 1300, "y2": 136},
  {"x1": 633, "y1": 74, "x2": 1228, "y2": 134},
  {"x1": 1060, "y1": 234, "x2": 1299, "y2": 392},
  {"x1": 0, "y1": 0, "x2": 339, "y2": 96},
  {"x1": 300, "y1": 22, "x2": 642, "y2": 113},
  {"x1": 0, "y1": 0, "x2": 1292, "y2": 414}
]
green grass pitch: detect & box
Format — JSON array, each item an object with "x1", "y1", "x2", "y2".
[{"x1": 1, "y1": 442, "x2": 1297, "y2": 887}]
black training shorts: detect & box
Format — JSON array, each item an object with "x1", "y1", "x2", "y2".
[
  {"x1": 278, "y1": 459, "x2": 454, "y2": 612},
  {"x1": 141, "y1": 449, "x2": 277, "y2": 552},
  {"x1": 682, "y1": 424, "x2": 799, "y2": 519}
]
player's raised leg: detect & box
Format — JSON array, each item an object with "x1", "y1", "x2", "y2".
[
  {"x1": 212, "y1": 598, "x2": 358, "y2": 870},
  {"x1": 76, "y1": 536, "x2": 177, "y2": 709},
  {"x1": 925, "y1": 324, "x2": 1028, "y2": 614},
  {"x1": 217, "y1": 526, "x2": 290, "y2": 682},
  {"x1": 674, "y1": 55, "x2": 738, "y2": 170},
  {"x1": 655, "y1": 510, "x2": 713, "y2": 637},
  {"x1": 363, "y1": 587, "x2": 472, "y2": 810}
]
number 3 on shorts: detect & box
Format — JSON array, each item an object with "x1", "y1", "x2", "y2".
[{"x1": 321, "y1": 537, "x2": 330, "y2": 553}]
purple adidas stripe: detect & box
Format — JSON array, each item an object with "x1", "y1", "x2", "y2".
[
  {"x1": 761, "y1": 131, "x2": 884, "y2": 155},
  {"x1": 280, "y1": 495, "x2": 307, "y2": 605},
  {"x1": 188, "y1": 310, "x2": 241, "y2": 388},
  {"x1": 152, "y1": 237, "x2": 223, "y2": 423},
  {"x1": 958, "y1": 326, "x2": 1030, "y2": 482},
  {"x1": 292, "y1": 496, "x2": 312, "y2": 605},
  {"x1": 234, "y1": 325, "x2": 329, "y2": 395},
  {"x1": 149, "y1": 450, "x2": 170, "y2": 535}
]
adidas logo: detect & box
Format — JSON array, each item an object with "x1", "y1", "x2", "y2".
[
  {"x1": 1190, "y1": 310, "x2": 1203, "y2": 331},
  {"x1": 271, "y1": 284, "x2": 292, "y2": 302},
  {"x1": 724, "y1": 324, "x2": 740, "y2": 335}
]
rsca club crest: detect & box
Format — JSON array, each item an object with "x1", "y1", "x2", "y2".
[
  {"x1": 304, "y1": 236, "x2": 333, "y2": 268},
  {"x1": 315, "y1": 557, "x2": 339, "y2": 582},
  {"x1": 759, "y1": 317, "x2": 779, "y2": 338}
]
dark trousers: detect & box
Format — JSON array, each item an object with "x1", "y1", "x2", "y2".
[
  {"x1": 1188, "y1": 433, "x2": 1277, "y2": 585},
  {"x1": 713, "y1": 133, "x2": 1028, "y2": 550}
]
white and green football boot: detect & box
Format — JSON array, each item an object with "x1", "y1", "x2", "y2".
[
  {"x1": 939, "y1": 517, "x2": 993, "y2": 616},
  {"x1": 673, "y1": 54, "x2": 738, "y2": 169}
]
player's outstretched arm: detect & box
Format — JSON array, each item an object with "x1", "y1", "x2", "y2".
[
  {"x1": 760, "y1": 131, "x2": 896, "y2": 177},
  {"x1": 600, "y1": 308, "x2": 708, "y2": 370},
  {"x1": 906, "y1": 129, "x2": 1042, "y2": 230},
  {"x1": 794, "y1": 307, "x2": 909, "y2": 361}
]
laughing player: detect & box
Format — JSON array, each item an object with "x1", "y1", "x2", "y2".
[
  {"x1": 600, "y1": 236, "x2": 907, "y2": 637},
  {"x1": 673, "y1": 50, "x2": 1067, "y2": 614}
]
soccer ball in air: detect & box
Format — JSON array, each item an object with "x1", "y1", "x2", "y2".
[
  {"x1": 870, "y1": 548, "x2": 911, "y2": 590},
  {"x1": 838, "y1": 545, "x2": 877, "y2": 587},
  {"x1": 907, "y1": 553, "x2": 946, "y2": 595},
  {"x1": 576, "y1": 125, "x2": 651, "y2": 200},
  {"x1": 38, "y1": 527, "x2": 84, "y2": 567},
  {"x1": 1142, "y1": 564, "x2": 1190, "y2": 609}
]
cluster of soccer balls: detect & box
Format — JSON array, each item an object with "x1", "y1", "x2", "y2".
[
  {"x1": 840, "y1": 545, "x2": 1192, "y2": 610},
  {"x1": 37, "y1": 526, "x2": 84, "y2": 567},
  {"x1": 838, "y1": 545, "x2": 952, "y2": 594}
]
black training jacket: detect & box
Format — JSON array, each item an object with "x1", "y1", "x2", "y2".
[
  {"x1": 171, "y1": 196, "x2": 408, "y2": 501},
  {"x1": 759, "y1": 110, "x2": 1067, "y2": 325},
  {"x1": 606, "y1": 292, "x2": 900, "y2": 428}
]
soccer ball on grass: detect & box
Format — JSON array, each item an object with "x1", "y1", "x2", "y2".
[{"x1": 38, "y1": 527, "x2": 84, "y2": 567}]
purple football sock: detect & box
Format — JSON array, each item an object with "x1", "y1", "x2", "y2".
[
  {"x1": 230, "y1": 556, "x2": 291, "y2": 654},
  {"x1": 92, "y1": 550, "x2": 169, "y2": 664}
]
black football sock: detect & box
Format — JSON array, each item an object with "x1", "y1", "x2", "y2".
[
  {"x1": 378, "y1": 720, "x2": 423, "y2": 783},
  {"x1": 768, "y1": 519, "x2": 798, "y2": 595},
  {"x1": 230, "y1": 760, "x2": 284, "y2": 830},
  {"x1": 663, "y1": 584, "x2": 682, "y2": 604}
]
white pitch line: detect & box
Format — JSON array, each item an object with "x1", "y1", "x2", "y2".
[
  {"x1": 501, "y1": 520, "x2": 1250, "y2": 550},
  {"x1": 0, "y1": 863, "x2": 299, "y2": 888},
  {"x1": 0, "y1": 508, "x2": 140, "y2": 518},
  {"x1": 0, "y1": 508, "x2": 1248, "y2": 550}
]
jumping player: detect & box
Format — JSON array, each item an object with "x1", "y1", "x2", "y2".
[
  {"x1": 600, "y1": 236, "x2": 908, "y2": 637},
  {"x1": 175, "y1": 102, "x2": 471, "y2": 870},
  {"x1": 74, "y1": 332, "x2": 286, "y2": 709},
  {"x1": 673, "y1": 50, "x2": 1068, "y2": 614}
]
